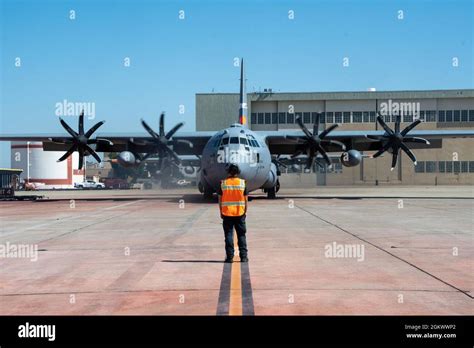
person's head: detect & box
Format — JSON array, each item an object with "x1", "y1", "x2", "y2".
[{"x1": 227, "y1": 163, "x2": 240, "y2": 177}]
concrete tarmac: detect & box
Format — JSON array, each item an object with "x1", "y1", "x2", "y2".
[{"x1": 1, "y1": 186, "x2": 472, "y2": 315}]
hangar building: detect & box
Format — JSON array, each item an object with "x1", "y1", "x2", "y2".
[{"x1": 196, "y1": 89, "x2": 474, "y2": 186}]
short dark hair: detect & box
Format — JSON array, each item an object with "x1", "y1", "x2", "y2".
[{"x1": 227, "y1": 163, "x2": 240, "y2": 176}]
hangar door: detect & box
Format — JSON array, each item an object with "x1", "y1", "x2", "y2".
[{"x1": 361, "y1": 155, "x2": 402, "y2": 183}]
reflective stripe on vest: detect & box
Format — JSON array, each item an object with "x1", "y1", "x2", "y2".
[
  {"x1": 220, "y1": 177, "x2": 246, "y2": 217},
  {"x1": 221, "y1": 201, "x2": 246, "y2": 206}
]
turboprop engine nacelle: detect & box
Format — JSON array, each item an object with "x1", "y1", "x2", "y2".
[
  {"x1": 341, "y1": 149, "x2": 362, "y2": 167},
  {"x1": 117, "y1": 151, "x2": 138, "y2": 167},
  {"x1": 183, "y1": 166, "x2": 195, "y2": 175}
]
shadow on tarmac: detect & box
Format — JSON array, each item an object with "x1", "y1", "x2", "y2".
[{"x1": 162, "y1": 260, "x2": 225, "y2": 263}]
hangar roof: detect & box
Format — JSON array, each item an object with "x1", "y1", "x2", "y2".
[{"x1": 197, "y1": 89, "x2": 474, "y2": 101}]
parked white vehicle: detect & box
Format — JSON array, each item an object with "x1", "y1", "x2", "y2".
[{"x1": 74, "y1": 180, "x2": 105, "y2": 189}]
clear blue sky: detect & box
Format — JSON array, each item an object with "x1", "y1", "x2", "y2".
[{"x1": 1, "y1": 0, "x2": 473, "y2": 167}]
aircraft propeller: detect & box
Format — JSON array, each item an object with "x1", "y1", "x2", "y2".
[
  {"x1": 139, "y1": 112, "x2": 192, "y2": 171},
  {"x1": 287, "y1": 113, "x2": 346, "y2": 170},
  {"x1": 50, "y1": 110, "x2": 111, "y2": 170},
  {"x1": 271, "y1": 154, "x2": 287, "y2": 175},
  {"x1": 367, "y1": 114, "x2": 430, "y2": 170}
]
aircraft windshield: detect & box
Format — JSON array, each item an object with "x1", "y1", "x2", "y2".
[{"x1": 246, "y1": 134, "x2": 260, "y2": 147}]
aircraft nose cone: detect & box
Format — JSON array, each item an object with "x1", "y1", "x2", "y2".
[{"x1": 235, "y1": 162, "x2": 256, "y2": 181}]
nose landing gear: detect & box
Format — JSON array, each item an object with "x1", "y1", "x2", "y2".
[{"x1": 264, "y1": 179, "x2": 280, "y2": 199}]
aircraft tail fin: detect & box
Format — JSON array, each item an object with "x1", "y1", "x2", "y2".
[{"x1": 238, "y1": 58, "x2": 248, "y2": 127}]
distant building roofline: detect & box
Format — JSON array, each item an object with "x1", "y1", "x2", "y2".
[{"x1": 197, "y1": 89, "x2": 474, "y2": 100}]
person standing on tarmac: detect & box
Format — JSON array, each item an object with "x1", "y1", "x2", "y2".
[{"x1": 217, "y1": 163, "x2": 249, "y2": 263}]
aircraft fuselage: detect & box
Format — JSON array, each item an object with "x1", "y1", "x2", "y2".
[{"x1": 199, "y1": 124, "x2": 276, "y2": 193}]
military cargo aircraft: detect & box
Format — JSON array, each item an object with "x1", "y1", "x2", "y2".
[{"x1": 1, "y1": 59, "x2": 473, "y2": 198}]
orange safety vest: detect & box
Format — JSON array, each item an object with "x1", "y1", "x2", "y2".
[{"x1": 220, "y1": 177, "x2": 246, "y2": 217}]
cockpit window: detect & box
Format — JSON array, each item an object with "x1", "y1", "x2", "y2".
[
  {"x1": 213, "y1": 134, "x2": 223, "y2": 147},
  {"x1": 230, "y1": 133, "x2": 261, "y2": 148},
  {"x1": 245, "y1": 135, "x2": 254, "y2": 147}
]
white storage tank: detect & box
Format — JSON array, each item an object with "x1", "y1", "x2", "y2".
[{"x1": 10, "y1": 141, "x2": 84, "y2": 189}]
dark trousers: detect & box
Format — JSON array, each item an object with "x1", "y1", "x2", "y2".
[{"x1": 222, "y1": 215, "x2": 247, "y2": 258}]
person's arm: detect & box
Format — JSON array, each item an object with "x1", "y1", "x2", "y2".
[
  {"x1": 217, "y1": 185, "x2": 224, "y2": 219},
  {"x1": 243, "y1": 185, "x2": 248, "y2": 215}
]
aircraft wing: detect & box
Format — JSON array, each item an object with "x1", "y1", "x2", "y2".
[
  {"x1": 260, "y1": 129, "x2": 474, "y2": 155},
  {"x1": 144, "y1": 154, "x2": 202, "y2": 167},
  {"x1": 0, "y1": 131, "x2": 216, "y2": 156}
]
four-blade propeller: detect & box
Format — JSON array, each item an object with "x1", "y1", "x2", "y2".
[
  {"x1": 51, "y1": 111, "x2": 111, "y2": 170},
  {"x1": 367, "y1": 114, "x2": 430, "y2": 170},
  {"x1": 287, "y1": 113, "x2": 346, "y2": 170}
]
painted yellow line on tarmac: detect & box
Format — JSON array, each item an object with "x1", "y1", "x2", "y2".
[{"x1": 229, "y1": 232, "x2": 243, "y2": 315}]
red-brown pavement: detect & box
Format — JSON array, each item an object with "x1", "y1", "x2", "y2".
[{"x1": 0, "y1": 186, "x2": 472, "y2": 315}]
